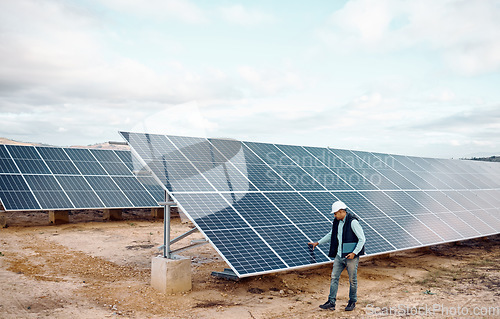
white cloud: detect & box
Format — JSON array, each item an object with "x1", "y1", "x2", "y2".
[
  {"x1": 319, "y1": 0, "x2": 500, "y2": 74},
  {"x1": 101, "y1": 0, "x2": 207, "y2": 24},
  {"x1": 237, "y1": 66, "x2": 304, "y2": 95},
  {"x1": 218, "y1": 5, "x2": 275, "y2": 26},
  {"x1": 130, "y1": 101, "x2": 217, "y2": 137},
  {"x1": 328, "y1": 0, "x2": 393, "y2": 44}
]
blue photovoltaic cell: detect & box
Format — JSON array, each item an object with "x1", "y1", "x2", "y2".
[
  {"x1": 255, "y1": 224, "x2": 330, "y2": 267},
  {"x1": 357, "y1": 220, "x2": 395, "y2": 254},
  {"x1": 112, "y1": 176, "x2": 159, "y2": 207},
  {"x1": 264, "y1": 192, "x2": 329, "y2": 224},
  {"x1": 299, "y1": 191, "x2": 338, "y2": 218},
  {"x1": 6, "y1": 145, "x2": 51, "y2": 175},
  {"x1": 0, "y1": 158, "x2": 19, "y2": 174},
  {"x1": 272, "y1": 165, "x2": 325, "y2": 191},
  {"x1": 37, "y1": 147, "x2": 80, "y2": 175},
  {"x1": 364, "y1": 217, "x2": 421, "y2": 249},
  {"x1": 204, "y1": 228, "x2": 287, "y2": 276},
  {"x1": 0, "y1": 144, "x2": 162, "y2": 211},
  {"x1": 173, "y1": 192, "x2": 248, "y2": 230},
  {"x1": 55, "y1": 175, "x2": 104, "y2": 208},
  {"x1": 329, "y1": 191, "x2": 381, "y2": 219},
  {"x1": 24, "y1": 175, "x2": 74, "y2": 209},
  {"x1": 65, "y1": 148, "x2": 108, "y2": 175},
  {"x1": 232, "y1": 163, "x2": 294, "y2": 192},
  {"x1": 120, "y1": 131, "x2": 500, "y2": 278},
  {"x1": 85, "y1": 175, "x2": 132, "y2": 207},
  {"x1": 360, "y1": 191, "x2": 412, "y2": 217},
  {"x1": 0, "y1": 174, "x2": 40, "y2": 210},
  {"x1": 168, "y1": 135, "x2": 222, "y2": 163},
  {"x1": 90, "y1": 149, "x2": 132, "y2": 175},
  {"x1": 298, "y1": 222, "x2": 333, "y2": 244},
  {"x1": 227, "y1": 192, "x2": 292, "y2": 228},
  {"x1": 136, "y1": 176, "x2": 165, "y2": 202},
  {"x1": 391, "y1": 215, "x2": 443, "y2": 245}
]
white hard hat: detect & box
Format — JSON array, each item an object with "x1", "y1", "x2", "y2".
[{"x1": 331, "y1": 200, "x2": 347, "y2": 213}]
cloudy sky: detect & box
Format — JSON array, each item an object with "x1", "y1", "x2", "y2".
[{"x1": 1, "y1": 0, "x2": 499, "y2": 158}]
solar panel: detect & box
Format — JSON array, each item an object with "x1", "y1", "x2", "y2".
[
  {"x1": 121, "y1": 131, "x2": 500, "y2": 278},
  {"x1": 0, "y1": 144, "x2": 164, "y2": 211}
]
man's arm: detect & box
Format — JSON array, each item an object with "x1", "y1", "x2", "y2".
[
  {"x1": 351, "y1": 220, "x2": 365, "y2": 256},
  {"x1": 308, "y1": 230, "x2": 332, "y2": 250}
]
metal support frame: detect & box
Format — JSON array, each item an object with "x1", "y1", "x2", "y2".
[
  {"x1": 158, "y1": 191, "x2": 176, "y2": 259},
  {"x1": 170, "y1": 239, "x2": 208, "y2": 254},
  {"x1": 158, "y1": 191, "x2": 206, "y2": 258},
  {"x1": 170, "y1": 227, "x2": 198, "y2": 245}
]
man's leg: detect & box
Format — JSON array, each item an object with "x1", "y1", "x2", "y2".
[
  {"x1": 328, "y1": 255, "x2": 346, "y2": 303},
  {"x1": 345, "y1": 256, "x2": 359, "y2": 309}
]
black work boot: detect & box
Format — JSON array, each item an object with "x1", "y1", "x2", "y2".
[
  {"x1": 345, "y1": 300, "x2": 356, "y2": 311},
  {"x1": 319, "y1": 300, "x2": 336, "y2": 310}
]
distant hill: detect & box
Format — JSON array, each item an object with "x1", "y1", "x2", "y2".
[
  {"x1": 0, "y1": 137, "x2": 46, "y2": 146},
  {"x1": 463, "y1": 156, "x2": 500, "y2": 162},
  {"x1": 0, "y1": 137, "x2": 129, "y2": 150}
]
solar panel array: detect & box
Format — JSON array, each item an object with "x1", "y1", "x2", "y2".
[
  {"x1": 123, "y1": 132, "x2": 500, "y2": 278},
  {"x1": 0, "y1": 144, "x2": 164, "y2": 211}
]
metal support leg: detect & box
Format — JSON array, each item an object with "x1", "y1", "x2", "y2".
[{"x1": 159, "y1": 191, "x2": 176, "y2": 259}]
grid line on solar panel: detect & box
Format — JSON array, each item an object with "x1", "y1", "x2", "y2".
[
  {"x1": 0, "y1": 144, "x2": 163, "y2": 211},
  {"x1": 5, "y1": 145, "x2": 52, "y2": 175},
  {"x1": 172, "y1": 193, "x2": 249, "y2": 230},
  {"x1": 266, "y1": 143, "x2": 355, "y2": 192},
  {"x1": 272, "y1": 144, "x2": 356, "y2": 191},
  {"x1": 263, "y1": 192, "x2": 331, "y2": 225},
  {"x1": 112, "y1": 176, "x2": 158, "y2": 207},
  {"x1": 172, "y1": 139, "x2": 260, "y2": 194},
  {"x1": 454, "y1": 211, "x2": 497, "y2": 235},
  {"x1": 391, "y1": 215, "x2": 444, "y2": 244},
  {"x1": 272, "y1": 143, "x2": 365, "y2": 192},
  {"x1": 0, "y1": 174, "x2": 41, "y2": 210},
  {"x1": 325, "y1": 150, "x2": 378, "y2": 190},
  {"x1": 133, "y1": 135, "x2": 221, "y2": 193},
  {"x1": 364, "y1": 217, "x2": 421, "y2": 249},
  {"x1": 219, "y1": 192, "x2": 333, "y2": 264},
  {"x1": 37, "y1": 147, "x2": 81, "y2": 175},
  {"x1": 301, "y1": 147, "x2": 376, "y2": 191},
  {"x1": 64, "y1": 148, "x2": 108, "y2": 175},
  {"x1": 356, "y1": 220, "x2": 397, "y2": 254},
  {"x1": 90, "y1": 149, "x2": 132, "y2": 176},
  {"x1": 483, "y1": 210, "x2": 500, "y2": 231},
  {"x1": 321, "y1": 149, "x2": 410, "y2": 191},
  {"x1": 254, "y1": 225, "x2": 331, "y2": 267},
  {"x1": 330, "y1": 149, "x2": 371, "y2": 169},
  {"x1": 222, "y1": 192, "x2": 293, "y2": 228},
  {"x1": 167, "y1": 135, "x2": 227, "y2": 163},
  {"x1": 203, "y1": 228, "x2": 288, "y2": 276},
  {"x1": 437, "y1": 212, "x2": 481, "y2": 238},
  {"x1": 242, "y1": 142, "x2": 330, "y2": 192},
  {"x1": 303, "y1": 146, "x2": 349, "y2": 168}
]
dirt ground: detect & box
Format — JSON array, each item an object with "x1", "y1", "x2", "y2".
[{"x1": 0, "y1": 210, "x2": 499, "y2": 319}]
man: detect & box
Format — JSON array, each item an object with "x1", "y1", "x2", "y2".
[{"x1": 308, "y1": 200, "x2": 366, "y2": 311}]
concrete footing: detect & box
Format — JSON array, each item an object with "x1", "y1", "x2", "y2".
[
  {"x1": 103, "y1": 209, "x2": 122, "y2": 221},
  {"x1": 151, "y1": 255, "x2": 192, "y2": 294},
  {"x1": 49, "y1": 210, "x2": 69, "y2": 224}
]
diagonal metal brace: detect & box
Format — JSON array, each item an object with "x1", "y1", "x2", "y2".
[
  {"x1": 170, "y1": 227, "x2": 198, "y2": 245},
  {"x1": 170, "y1": 239, "x2": 208, "y2": 254},
  {"x1": 157, "y1": 227, "x2": 205, "y2": 254}
]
